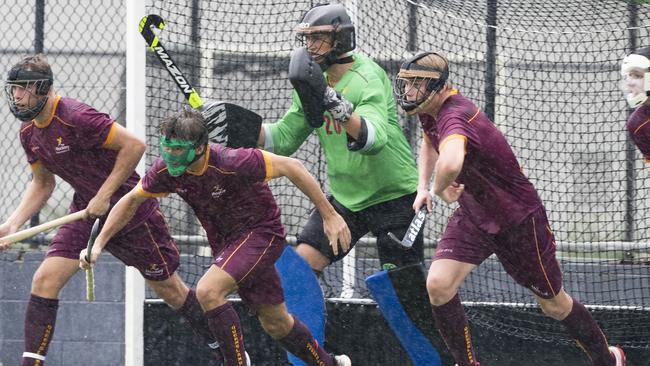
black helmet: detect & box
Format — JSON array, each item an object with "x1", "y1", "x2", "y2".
[
  {"x1": 4, "y1": 56, "x2": 53, "y2": 121},
  {"x1": 295, "y1": 3, "x2": 356, "y2": 70}
]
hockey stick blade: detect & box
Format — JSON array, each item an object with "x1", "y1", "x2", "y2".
[
  {"x1": 85, "y1": 218, "x2": 100, "y2": 302},
  {"x1": 139, "y1": 14, "x2": 204, "y2": 109},
  {"x1": 388, "y1": 206, "x2": 428, "y2": 249},
  {"x1": 203, "y1": 101, "x2": 263, "y2": 148},
  {"x1": 85, "y1": 218, "x2": 101, "y2": 263}
]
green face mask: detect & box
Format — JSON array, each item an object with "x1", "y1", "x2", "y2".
[{"x1": 159, "y1": 136, "x2": 197, "y2": 177}]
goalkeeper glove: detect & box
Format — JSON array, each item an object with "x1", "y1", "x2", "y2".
[{"x1": 323, "y1": 86, "x2": 353, "y2": 125}]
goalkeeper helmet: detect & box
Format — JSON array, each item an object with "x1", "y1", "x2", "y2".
[
  {"x1": 395, "y1": 52, "x2": 449, "y2": 116},
  {"x1": 620, "y1": 46, "x2": 650, "y2": 109},
  {"x1": 295, "y1": 3, "x2": 355, "y2": 70},
  {"x1": 4, "y1": 55, "x2": 53, "y2": 121}
]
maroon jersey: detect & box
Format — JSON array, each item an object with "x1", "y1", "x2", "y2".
[
  {"x1": 627, "y1": 104, "x2": 650, "y2": 163},
  {"x1": 419, "y1": 91, "x2": 542, "y2": 234},
  {"x1": 19, "y1": 96, "x2": 158, "y2": 231},
  {"x1": 138, "y1": 144, "x2": 285, "y2": 250}
]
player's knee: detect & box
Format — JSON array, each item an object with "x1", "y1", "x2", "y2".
[
  {"x1": 538, "y1": 295, "x2": 572, "y2": 320},
  {"x1": 148, "y1": 278, "x2": 188, "y2": 309},
  {"x1": 195, "y1": 281, "x2": 228, "y2": 306},
  {"x1": 258, "y1": 311, "x2": 293, "y2": 339},
  {"x1": 426, "y1": 274, "x2": 455, "y2": 305},
  {"x1": 31, "y1": 271, "x2": 61, "y2": 297},
  {"x1": 296, "y1": 243, "x2": 329, "y2": 272}
]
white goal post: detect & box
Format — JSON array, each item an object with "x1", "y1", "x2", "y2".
[{"x1": 125, "y1": 1, "x2": 147, "y2": 365}]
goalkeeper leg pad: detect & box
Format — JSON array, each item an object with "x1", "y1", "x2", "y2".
[
  {"x1": 276, "y1": 245, "x2": 326, "y2": 366},
  {"x1": 366, "y1": 264, "x2": 442, "y2": 366}
]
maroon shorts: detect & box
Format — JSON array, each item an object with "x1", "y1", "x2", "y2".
[
  {"x1": 213, "y1": 230, "x2": 286, "y2": 307},
  {"x1": 435, "y1": 206, "x2": 562, "y2": 299},
  {"x1": 47, "y1": 209, "x2": 180, "y2": 281}
]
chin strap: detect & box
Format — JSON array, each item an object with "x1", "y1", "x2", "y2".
[{"x1": 320, "y1": 54, "x2": 354, "y2": 71}]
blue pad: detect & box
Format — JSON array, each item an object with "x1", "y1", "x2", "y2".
[
  {"x1": 276, "y1": 245, "x2": 325, "y2": 366},
  {"x1": 366, "y1": 264, "x2": 441, "y2": 366}
]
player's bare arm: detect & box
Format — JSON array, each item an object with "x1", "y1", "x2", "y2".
[
  {"x1": 0, "y1": 164, "x2": 56, "y2": 249},
  {"x1": 267, "y1": 152, "x2": 351, "y2": 254},
  {"x1": 433, "y1": 137, "x2": 465, "y2": 203},
  {"x1": 86, "y1": 124, "x2": 146, "y2": 218},
  {"x1": 415, "y1": 134, "x2": 439, "y2": 212},
  {"x1": 79, "y1": 187, "x2": 147, "y2": 269}
]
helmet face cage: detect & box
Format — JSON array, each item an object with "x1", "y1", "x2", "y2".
[
  {"x1": 295, "y1": 30, "x2": 336, "y2": 63},
  {"x1": 394, "y1": 76, "x2": 440, "y2": 112},
  {"x1": 5, "y1": 64, "x2": 53, "y2": 121},
  {"x1": 4, "y1": 79, "x2": 51, "y2": 121},
  {"x1": 395, "y1": 52, "x2": 449, "y2": 113}
]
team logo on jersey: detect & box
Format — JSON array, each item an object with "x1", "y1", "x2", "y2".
[
  {"x1": 55, "y1": 137, "x2": 70, "y2": 154},
  {"x1": 144, "y1": 263, "x2": 163, "y2": 276},
  {"x1": 211, "y1": 185, "x2": 226, "y2": 199}
]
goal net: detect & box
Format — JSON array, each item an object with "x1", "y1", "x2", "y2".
[{"x1": 144, "y1": 0, "x2": 650, "y2": 350}]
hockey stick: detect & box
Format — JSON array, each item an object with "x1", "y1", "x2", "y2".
[
  {"x1": 139, "y1": 14, "x2": 203, "y2": 109},
  {"x1": 85, "y1": 218, "x2": 100, "y2": 302},
  {"x1": 387, "y1": 205, "x2": 428, "y2": 249},
  {"x1": 0, "y1": 209, "x2": 87, "y2": 245},
  {"x1": 139, "y1": 14, "x2": 262, "y2": 148}
]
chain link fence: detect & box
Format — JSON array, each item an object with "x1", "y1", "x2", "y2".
[{"x1": 0, "y1": 0, "x2": 125, "y2": 247}]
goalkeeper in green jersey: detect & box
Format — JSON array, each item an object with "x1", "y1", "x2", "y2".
[{"x1": 257, "y1": 3, "x2": 423, "y2": 275}]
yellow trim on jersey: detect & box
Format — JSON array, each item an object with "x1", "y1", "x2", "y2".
[
  {"x1": 102, "y1": 122, "x2": 118, "y2": 147},
  {"x1": 20, "y1": 122, "x2": 34, "y2": 134},
  {"x1": 633, "y1": 117, "x2": 650, "y2": 135},
  {"x1": 30, "y1": 161, "x2": 42, "y2": 172},
  {"x1": 260, "y1": 150, "x2": 274, "y2": 182},
  {"x1": 34, "y1": 95, "x2": 61, "y2": 129},
  {"x1": 644, "y1": 157, "x2": 650, "y2": 164},
  {"x1": 439, "y1": 134, "x2": 467, "y2": 155},
  {"x1": 467, "y1": 108, "x2": 481, "y2": 124},
  {"x1": 135, "y1": 181, "x2": 169, "y2": 198},
  {"x1": 186, "y1": 146, "x2": 211, "y2": 176}
]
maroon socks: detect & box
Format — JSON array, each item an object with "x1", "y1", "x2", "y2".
[
  {"x1": 177, "y1": 289, "x2": 224, "y2": 360},
  {"x1": 22, "y1": 294, "x2": 59, "y2": 366},
  {"x1": 431, "y1": 294, "x2": 478, "y2": 366},
  {"x1": 278, "y1": 316, "x2": 334, "y2": 366},
  {"x1": 561, "y1": 300, "x2": 615, "y2": 366},
  {"x1": 205, "y1": 302, "x2": 247, "y2": 365}
]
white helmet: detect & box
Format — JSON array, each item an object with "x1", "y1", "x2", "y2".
[{"x1": 620, "y1": 46, "x2": 650, "y2": 109}]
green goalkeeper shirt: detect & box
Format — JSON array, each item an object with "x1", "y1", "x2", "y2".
[{"x1": 263, "y1": 53, "x2": 418, "y2": 212}]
